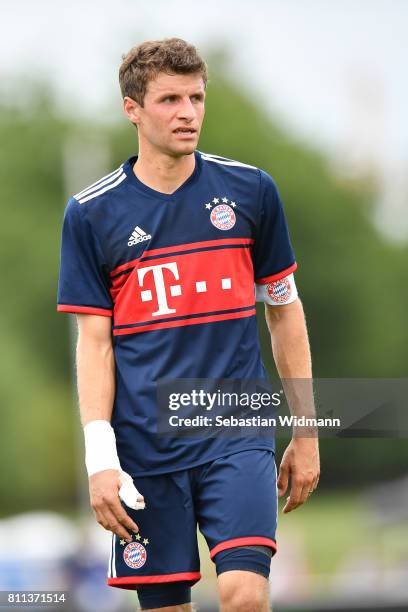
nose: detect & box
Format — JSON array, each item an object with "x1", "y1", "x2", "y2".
[{"x1": 176, "y1": 96, "x2": 195, "y2": 122}]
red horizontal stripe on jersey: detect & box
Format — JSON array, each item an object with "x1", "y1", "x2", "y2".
[
  {"x1": 255, "y1": 262, "x2": 297, "y2": 284},
  {"x1": 107, "y1": 571, "x2": 201, "y2": 588},
  {"x1": 210, "y1": 537, "x2": 277, "y2": 559},
  {"x1": 110, "y1": 237, "x2": 254, "y2": 277},
  {"x1": 113, "y1": 246, "x2": 255, "y2": 329},
  {"x1": 57, "y1": 304, "x2": 113, "y2": 316}
]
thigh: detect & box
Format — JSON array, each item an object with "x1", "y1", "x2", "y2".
[
  {"x1": 196, "y1": 450, "x2": 278, "y2": 560},
  {"x1": 107, "y1": 470, "x2": 200, "y2": 589}
]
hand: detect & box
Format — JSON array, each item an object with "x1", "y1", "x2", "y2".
[
  {"x1": 277, "y1": 437, "x2": 320, "y2": 513},
  {"x1": 89, "y1": 469, "x2": 143, "y2": 541}
]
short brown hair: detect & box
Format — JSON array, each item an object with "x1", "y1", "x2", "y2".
[{"x1": 119, "y1": 38, "x2": 208, "y2": 106}]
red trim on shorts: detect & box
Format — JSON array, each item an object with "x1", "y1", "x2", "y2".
[
  {"x1": 57, "y1": 304, "x2": 112, "y2": 316},
  {"x1": 107, "y1": 571, "x2": 201, "y2": 589},
  {"x1": 210, "y1": 537, "x2": 277, "y2": 560},
  {"x1": 255, "y1": 262, "x2": 297, "y2": 285}
]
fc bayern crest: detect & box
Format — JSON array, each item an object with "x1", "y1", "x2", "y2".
[
  {"x1": 123, "y1": 542, "x2": 147, "y2": 569},
  {"x1": 267, "y1": 278, "x2": 292, "y2": 303},
  {"x1": 210, "y1": 204, "x2": 236, "y2": 230}
]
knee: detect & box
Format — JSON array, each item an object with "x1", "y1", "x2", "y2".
[
  {"x1": 219, "y1": 581, "x2": 267, "y2": 612},
  {"x1": 216, "y1": 546, "x2": 271, "y2": 612}
]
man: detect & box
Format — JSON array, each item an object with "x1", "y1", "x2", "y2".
[{"x1": 57, "y1": 38, "x2": 319, "y2": 611}]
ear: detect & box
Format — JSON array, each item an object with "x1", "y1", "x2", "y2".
[{"x1": 123, "y1": 96, "x2": 142, "y2": 126}]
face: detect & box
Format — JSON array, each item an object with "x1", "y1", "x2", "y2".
[{"x1": 124, "y1": 72, "x2": 206, "y2": 157}]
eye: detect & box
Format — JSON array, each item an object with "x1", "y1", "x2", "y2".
[
  {"x1": 191, "y1": 94, "x2": 204, "y2": 103},
  {"x1": 163, "y1": 95, "x2": 177, "y2": 103}
]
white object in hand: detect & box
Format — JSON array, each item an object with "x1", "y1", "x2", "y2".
[{"x1": 119, "y1": 471, "x2": 145, "y2": 510}]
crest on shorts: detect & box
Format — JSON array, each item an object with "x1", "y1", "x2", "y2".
[
  {"x1": 267, "y1": 278, "x2": 291, "y2": 303},
  {"x1": 123, "y1": 541, "x2": 147, "y2": 569},
  {"x1": 205, "y1": 197, "x2": 237, "y2": 230}
]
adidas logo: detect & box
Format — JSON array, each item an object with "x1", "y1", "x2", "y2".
[{"x1": 128, "y1": 226, "x2": 152, "y2": 246}]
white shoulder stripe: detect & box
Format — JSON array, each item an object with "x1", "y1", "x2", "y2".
[
  {"x1": 200, "y1": 152, "x2": 257, "y2": 170},
  {"x1": 77, "y1": 171, "x2": 127, "y2": 204},
  {"x1": 75, "y1": 166, "x2": 124, "y2": 200},
  {"x1": 74, "y1": 165, "x2": 123, "y2": 199},
  {"x1": 198, "y1": 151, "x2": 229, "y2": 161}
]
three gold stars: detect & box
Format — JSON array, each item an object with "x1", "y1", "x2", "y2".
[{"x1": 119, "y1": 533, "x2": 149, "y2": 546}]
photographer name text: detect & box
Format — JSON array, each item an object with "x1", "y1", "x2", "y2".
[{"x1": 167, "y1": 415, "x2": 341, "y2": 428}]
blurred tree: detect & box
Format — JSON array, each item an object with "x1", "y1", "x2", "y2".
[{"x1": 0, "y1": 99, "x2": 76, "y2": 515}]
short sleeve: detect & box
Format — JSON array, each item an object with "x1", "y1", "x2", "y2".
[
  {"x1": 252, "y1": 170, "x2": 297, "y2": 284},
  {"x1": 57, "y1": 198, "x2": 113, "y2": 316}
]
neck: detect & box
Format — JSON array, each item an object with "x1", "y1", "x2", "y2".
[{"x1": 133, "y1": 144, "x2": 196, "y2": 195}]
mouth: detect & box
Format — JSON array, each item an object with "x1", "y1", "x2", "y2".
[{"x1": 173, "y1": 127, "x2": 197, "y2": 136}]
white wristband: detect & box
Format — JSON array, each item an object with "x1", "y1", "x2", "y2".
[{"x1": 83, "y1": 420, "x2": 121, "y2": 477}]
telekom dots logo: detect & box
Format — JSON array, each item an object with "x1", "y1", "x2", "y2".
[
  {"x1": 137, "y1": 262, "x2": 233, "y2": 318},
  {"x1": 123, "y1": 542, "x2": 147, "y2": 569}
]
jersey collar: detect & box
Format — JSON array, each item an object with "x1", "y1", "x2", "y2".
[{"x1": 123, "y1": 150, "x2": 202, "y2": 200}]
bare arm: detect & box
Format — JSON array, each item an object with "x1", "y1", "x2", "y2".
[
  {"x1": 265, "y1": 298, "x2": 311, "y2": 379},
  {"x1": 76, "y1": 314, "x2": 140, "y2": 541},
  {"x1": 265, "y1": 298, "x2": 320, "y2": 513},
  {"x1": 76, "y1": 314, "x2": 115, "y2": 425}
]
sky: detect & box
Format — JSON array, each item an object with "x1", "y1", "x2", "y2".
[{"x1": 1, "y1": 0, "x2": 407, "y2": 236}]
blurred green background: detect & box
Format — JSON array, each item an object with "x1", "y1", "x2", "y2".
[{"x1": 1, "y1": 58, "x2": 407, "y2": 609}]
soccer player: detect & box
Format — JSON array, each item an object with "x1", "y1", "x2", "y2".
[{"x1": 57, "y1": 38, "x2": 320, "y2": 611}]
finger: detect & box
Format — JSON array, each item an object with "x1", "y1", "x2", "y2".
[
  {"x1": 298, "y1": 482, "x2": 314, "y2": 506},
  {"x1": 282, "y1": 477, "x2": 303, "y2": 513},
  {"x1": 103, "y1": 509, "x2": 133, "y2": 542},
  {"x1": 106, "y1": 497, "x2": 140, "y2": 534},
  {"x1": 277, "y1": 464, "x2": 289, "y2": 497},
  {"x1": 282, "y1": 496, "x2": 297, "y2": 513},
  {"x1": 114, "y1": 504, "x2": 140, "y2": 534},
  {"x1": 307, "y1": 474, "x2": 319, "y2": 495},
  {"x1": 93, "y1": 508, "x2": 132, "y2": 542}
]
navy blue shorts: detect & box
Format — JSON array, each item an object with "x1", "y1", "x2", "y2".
[{"x1": 107, "y1": 449, "x2": 277, "y2": 589}]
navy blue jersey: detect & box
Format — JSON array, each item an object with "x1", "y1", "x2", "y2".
[{"x1": 57, "y1": 151, "x2": 297, "y2": 476}]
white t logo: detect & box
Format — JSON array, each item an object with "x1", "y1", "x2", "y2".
[{"x1": 137, "y1": 262, "x2": 180, "y2": 317}]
